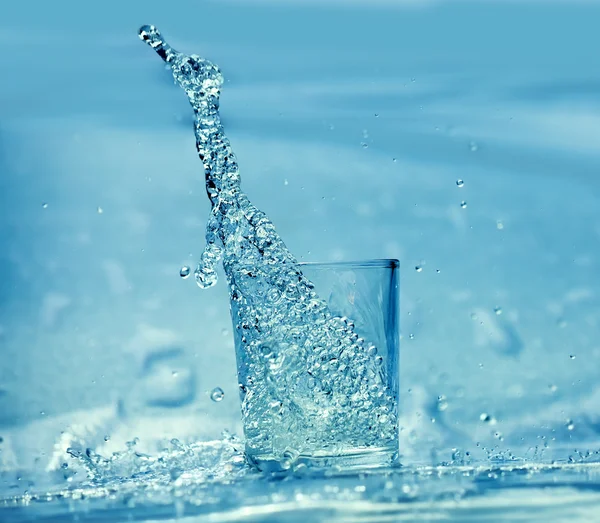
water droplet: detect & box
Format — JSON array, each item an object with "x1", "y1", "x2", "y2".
[
  {"x1": 494, "y1": 306, "x2": 503, "y2": 315},
  {"x1": 180, "y1": 266, "x2": 191, "y2": 278},
  {"x1": 408, "y1": 333, "x2": 415, "y2": 340},
  {"x1": 437, "y1": 395, "x2": 448, "y2": 412},
  {"x1": 456, "y1": 179, "x2": 464, "y2": 188},
  {"x1": 61, "y1": 463, "x2": 69, "y2": 469},
  {"x1": 284, "y1": 179, "x2": 289, "y2": 186},
  {"x1": 569, "y1": 354, "x2": 576, "y2": 360},
  {"x1": 374, "y1": 113, "x2": 379, "y2": 118},
  {"x1": 480, "y1": 413, "x2": 497, "y2": 425},
  {"x1": 104, "y1": 435, "x2": 110, "y2": 442},
  {"x1": 97, "y1": 206, "x2": 104, "y2": 214},
  {"x1": 496, "y1": 220, "x2": 504, "y2": 230},
  {"x1": 549, "y1": 384, "x2": 558, "y2": 393},
  {"x1": 460, "y1": 201, "x2": 467, "y2": 209},
  {"x1": 170, "y1": 467, "x2": 183, "y2": 481},
  {"x1": 566, "y1": 419, "x2": 575, "y2": 431},
  {"x1": 469, "y1": 141, "x2": 478, "y2": 152},
  {"x1": 415, "y1": 265, "x2": 423, "y2": 273},
  {"x1": 42, "y1": 203, "x2": 48, "y2": 209},
  {"x1": 392, "y1": 158, "x2": 397, "y2": 163},
  {"x1": 210, "y1": 387, "x2": 224, "y2": 402},
  {"x1": 172, "y1": 370, "x2": 178, "y2": 377},
  {"x1": 120, "y1": 347, "x2": 196, "y2": 416}
]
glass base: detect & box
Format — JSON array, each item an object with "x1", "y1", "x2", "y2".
[{"x1": 246, "y1": 446, "x2": 400, "y2": 474}]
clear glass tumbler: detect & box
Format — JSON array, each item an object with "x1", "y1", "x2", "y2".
[{"x1": 231, "y1": 259, "x2": 400, "y2": 472}]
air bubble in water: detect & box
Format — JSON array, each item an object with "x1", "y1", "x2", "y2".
[
  {"x1": 456, "y1": 179, "x2": 464, "y2": 188},
  {"x1": 460, "y1": 201, "x2": 467, "y2": 209},
  {"x1": 494, "y1": 306, "x2": 503, "y2": 315},
  {"x1": 415, "y1": 265, "x2": 423, "y2": 273},
  {"x1": 210, "y1": 387, "x2": 224, "y2": 402},
  {"x1": 569, "y1": 354, "x2": 576, "y2": 360},
  {"x1": 97, "y1": 206, "x2": 104, "y2": 214},
  {"x1": 42, "y1": 203, "x2": 48, "y2": 209},
  {"x1": 566, "y1": 420, "x2": 575, "y2": 431},
  {"x1": 469, "y1": 141, "x2": 478, "y2": 152},
  {"x1": 180, "y1": 266, "x2": 191, "y2": 279}
]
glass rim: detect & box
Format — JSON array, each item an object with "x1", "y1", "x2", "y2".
[{"x1": 298, "y1": 259, "x2": 399, "y2": 270}]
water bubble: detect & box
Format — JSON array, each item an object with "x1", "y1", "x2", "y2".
[
  {"x1": 284, "y1": 179, "x2": 289, "y2": 186},
  {"x1": 496, "y1": 220, "x2": 504, "y2": 230},
  {"x1": 61, "y1": 463, "x2": 69, "y2": 469},
  {"x1": 180, "y1": 266, "x2": 191, "y2": 279},
  {"x1": 549, "y1": 384, "x2": 558, "y2": 393},
  {"x1": 210, "y1": 387, "x2": 224, "y2": 402},
  {"x1": 469, "y1": 141, "x2": 478, "y2": 152},
  {"x1": 42, "y1": 203, "x2": 48, "y2": 209},
  {"x1": 566, "y1": 420, "x2": 575, "y2": 431},
  {"x1": 392, "y1": 158, "x2": 397, "y2": 163},
  {"x1": 494, "y1": 306, "x2": 503, "y2": 315},
  {"x1": 569, "y1": 354, "x2": 576, "y2": 360},
  {"x1": 456, "y1": 179, "x2": 464, "y2": 188},
  {"x1": 104, "y1": 435, "x2": 110, "y2": 442},
  {"x1": 415, "y1": 265, "x2": 423, "y2": 273},
  {"x1": 97, "y1": 206, "x2": 104, "y2": 214},
  {"x1": 221, "y1": 328, "x2": 229, "y2": 336},
  {"x1": 460, "y1": 201, "x2": 467, "y2": 209}
]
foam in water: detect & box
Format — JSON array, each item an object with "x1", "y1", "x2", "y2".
[{"x1": 139, "y1": 25, "x2": 398, "y2": 467}]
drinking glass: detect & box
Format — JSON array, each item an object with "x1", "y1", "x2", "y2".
[{"x1": 231, "y1": 259, "x2": 400, "y2": 472}]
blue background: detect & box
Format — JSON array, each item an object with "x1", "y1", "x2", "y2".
[{"x1": 1, "y1": 0, "x2": 599, "y2": 471}]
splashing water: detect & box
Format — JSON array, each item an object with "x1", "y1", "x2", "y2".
[{"x1": 139, "y1": 25, "x2": 398, "y2": 467}]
